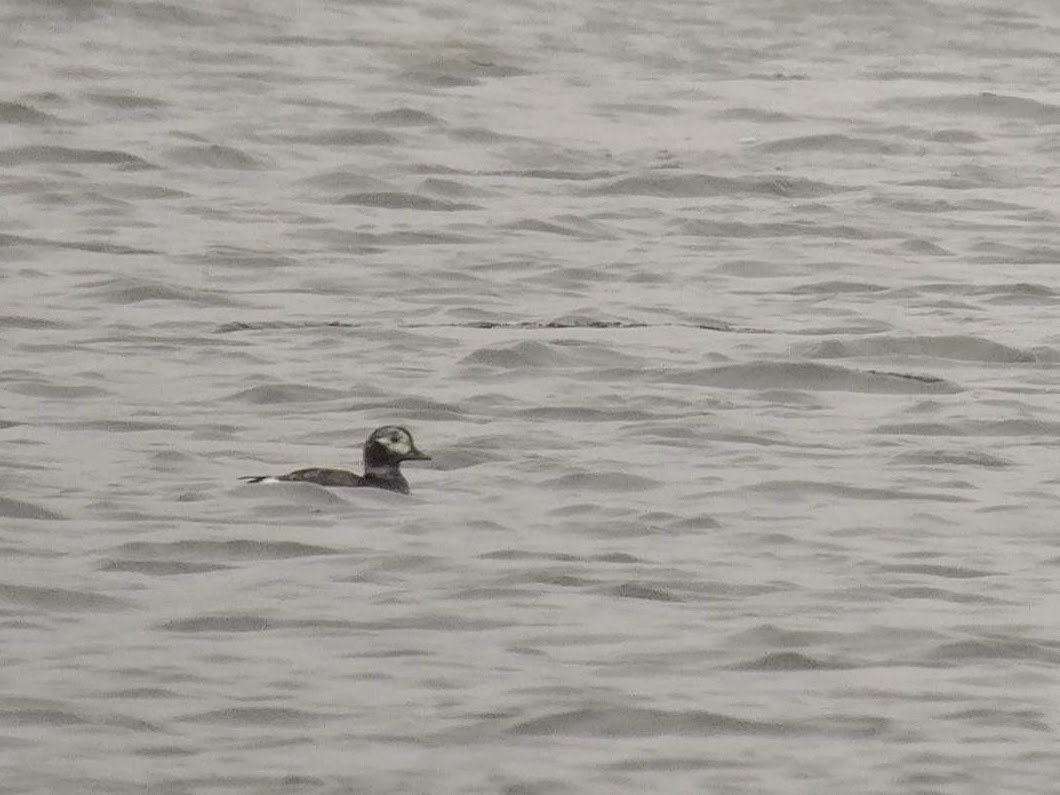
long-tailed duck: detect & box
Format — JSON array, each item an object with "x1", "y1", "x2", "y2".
[{"x1": 240, "y1": 425, "x2": 430, "y2": 495}]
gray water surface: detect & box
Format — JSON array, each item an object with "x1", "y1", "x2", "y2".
[{"x1": 2, "y1": 0, "x2": 1059, "y2": 792}]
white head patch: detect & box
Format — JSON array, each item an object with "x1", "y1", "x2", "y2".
[{"x1": 377, "y1": 428, "x2": 412, "y2": 456}]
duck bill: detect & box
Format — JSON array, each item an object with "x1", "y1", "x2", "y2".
[{"x1": 405, "y1": 447, "x2": 431, "y2": 461}]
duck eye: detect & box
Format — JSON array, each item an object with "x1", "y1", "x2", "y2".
[{"x1": 388, "y1": 434, "x2": 400, "y2": 444}]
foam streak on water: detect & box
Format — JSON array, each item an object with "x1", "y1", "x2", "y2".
[{"x1": 1, "y1": 0, "x2": 1058, "y2": 792}]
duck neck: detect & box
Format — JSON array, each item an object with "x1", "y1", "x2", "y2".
[{"x1": 363, "y1": 443, "x2": 406, "y2": 489}]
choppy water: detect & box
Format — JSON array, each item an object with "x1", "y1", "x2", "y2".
[{"x1": 2, "y1": 0, "x2": 1059, "y2": 792}]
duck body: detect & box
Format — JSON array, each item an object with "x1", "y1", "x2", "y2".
[{"x1": 240, "y1": 426, "x2": 430, "y2": 495}]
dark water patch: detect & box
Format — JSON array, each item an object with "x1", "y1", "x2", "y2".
[
  {"x1": 968, "y1": 241, "x2": 1060, "y2": 265},
  {"x1": 371, "y1": 108, "x2": 442, "y2": 126},
  {"x1": 112, "y1": 181, "x2": 190, "y2": 199},
  {"x1": 501, "y1": 216, "x2": 613, "y2": 239},
  {"x1": 873, "y1": 69, "x2": 981, "y2": 83},
  {"x1": 748, "y1": 481, "x2": 968, "y2": 503},
  {"x1": 868, "y1": 371, "x2": 950, "y2": 386},
  {"x1": 926, "y1": 639, "x2": 1060, "y2": 665},
  {"x1": 336, "y1": 614, "x2": 509, "y2": 632},
  {"x1": 166, "y1": 144, "x2": 264, "y2": 169},
  {"x1": 462, "y1": 340, "x2": 644, "y2": 369},
  {"x1": 88, "y1": 277, "x2": 239, "y2": 306},
  {"x1": 514, "y1": 406, "x2": 654, "y2": 422},
  {"x1": 661, "y1": 362, "x2": 958, "y2": 394},
  {"x1": 105, "y1": 687, "x2": 180, "y2": 698},
  {"x1": 346, "y1": 648, "x2": 430, "y2": 659},
  {"x1": 875, "y1": 422, "x2": 964, "y2": 436},
  {"x1": 3, "y1": 379, "x2": 109, "y2": 399},
  {"x1": 668, "y1": 514, "x2": 722, "y2": 531},
  {"x1": 0, "y1": 498, "x2": 65, "y2": 520},
  {"x1": 879, "y1": 563, "x2": 995, "y2": 579},
  {"x1": 753, "y1": 72, "x2": 809, "y2": 81},
  {"x1": 335, "y1": 191, "x2": 480, "y2": 211},
  {"x1": 168, "y1": 775, "x2": 330, "y2": 791},
  {"x1": 508, "y1": 707, "x2": 802, "y2": 738},
  {"x1": 607, "y1": 756, "x2": 744, "y2": 772},
  {"x1": 730, "y1": 652, "x2": 852, "y2": 671},
  {"x1": 0, "y1": 146, "x2": 153, "y2": 168},
  {"x1": 744, "y1": 389, "x2": 826, "y2": 408},
  {"x1": 280, "y1": 619, "x2": 364, "y2": 633},
  {"x1": 902, "y1": 239, "x2": 952, "y2": 255},
  {"x1": 584, "y1": 172, "x2": 842, "y2": 199},
  {"x1": 0, "y1": 708, "x2": 87, "y2": 727},
  {"x1": 0, "y1": 583, "x2": 129, "y2": 612},
  {"x1": 889, "y1": 586, "x2": 1001, "y2": 604},
  {"x1": 881, "y1": 196, "x2": 965, "y2": 213},
  {"x1": 100, "y1": 560, "x2": 233, "y2": 575},
  {"x1": 730, "y1": 624, "x2": 842, "y2": 649},
  {"x1": 216, "y1": 318, "x2": 736, "y2": 335},
  {"x1": 931, "y1": 128, "x2": 984, "y2": 143},
  {"x1": 593, "y1": 555, "x2": 631, "y2": 568},
  {"x1": 461, "y1": 340, "x2": 581, "y2": 369},
  {"x1": 67, "y1": 419, "x2": 180, "y2": 433},
  {"x1": 542, "y1": 472, "x2": 658, "y2": 492},
  {"x1": 791, "y1": 335, "x2": 1036, "y2": 363},
  {"x1": 900, "y1": 175, "x2": 997, "y2": 190},
  {"x1": 341, "y1": 395, "x2": 465, "y2": 420},
  {"x1": 470, "y1": 57, "x2": 530, "y2": 77},
  {"x1": 447, "y1": 125, "x2": 526, "y2": 143},
  {"x1": 718, "y1": 107, "x2": 795, "y2": 123},
  {"x1": 786, "y1": 280, "x2": 888, "y2": 295},
  {"x1": 192, "y1": 248, "x2": 298, "y2": 270},
  {"x1": 126, "y1": 1, "x2": 226, "y2": 25},
  {"x1": 880, "y1": 92, "x2": 1060, "y2": 123},
  {"x1": 0, "y1": 314, "x2": 70, "y2": 330},
  {"x1": 400, "y1": 70, "x2": 479, "y2": 89},
  {"x1": 879, "y1": 124, "x2": 983, "y2": 144},
  {"x1": 889, "y1": 449, "x2": 1012, "y2": 468},
  {"x1": 133, "y1": 745, "x2": 197, "y2": 757},
  {"x1": 603, "y1": 583, "x2": 682, "y2": 602},
  {"x1": 804, "y1": 714, "x2": 889, "y2": 739},
  {"x1": 276, "y1": 128, "x2": 398, "y2": 146},
  {"x1": 178, "y1": 707, "x2": 328, "y2": 727},
  {"x1": 457, "y1": 583, "x2": 561, "y2": 599},
  {"x1": 883, "y1": 419, "x2": 1060, "y2": 438},
  {"x1": 677, "y1": 217, "x2": 885, "y2": 240},
  {"x1": 419, "y1": 177, "x2": 489, "y2": 198},
  {"x1": 110, "y1": 539, "x2": 339, "y2": 561},
  {"x1": 226, "y1": 382, "x2": 349, "y2": 404},
  {"x1": 0, "y1": 232, "x2": 157, "y2": 255},
  {"x1": 713, "y1": 430, "x2": 815, "y2": 448},
  {"x1": 84, "y1": 92, "x2": 167, "y2": 109},
  {"x1": 594, "y1": 101, "x2": 680, "y2": 117},
  {"x1": 546, "y1": 500, "x2": 644, "y2": 519},
  {"x1": 159, "y1": 614, "x2": 271, "y2": 633},
  {"x1": 295, "y1": 169, "x2": 392, "y2": 194},
  {"x1": 407, "y1": 162, "x2": 463, "y2": 177},
  {"x1": 478, "y1": 549, "x2": 641, "y2": 564},
  {"x1": 939, "y1": 708, "x2": 1049, "y2": 732},
  {"x1": 493, "y1": 168, "x2": 618, "y2": 181},
  {"x1": 346, "y1": 553, "x2": 444, "y2": 576},
  {"x1": 0, "y1": 102, "x2": 63, "y2": 125},
  {"x1": 756, "y1": 133, "x2": 905, "y2": 155},
  {"x1": 971, "y1": 282, "x2": 1056, "y2": 304},
  {"x1": 595, "y1": 552, "x2": 640, "y2": 563}
]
